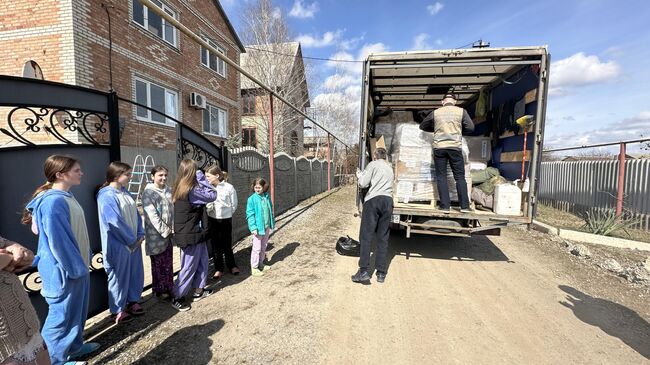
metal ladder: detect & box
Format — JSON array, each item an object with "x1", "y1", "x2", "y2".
[{"x1": 127, "y1": 154, "x2": 155, "y2": 204}]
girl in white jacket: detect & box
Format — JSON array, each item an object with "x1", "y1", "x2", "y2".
[{"x1": 205, "y1": 168, "x2": 240, "y2": 279}]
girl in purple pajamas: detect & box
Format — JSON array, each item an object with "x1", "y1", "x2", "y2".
[{"x1": 169, "y1": 159, "x2": 217, "y2": 311}]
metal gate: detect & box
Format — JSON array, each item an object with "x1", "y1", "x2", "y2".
[{"x1": 0, "y1": 75, "x2": 120, "y2": 324}]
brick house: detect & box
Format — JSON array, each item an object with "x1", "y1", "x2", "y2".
[
  {"x1": 0, "y1": 0, "x2": 245, "y2": 173},
  {"x1": 240, "y1": 42, "x2": 309, "y2": 157}
]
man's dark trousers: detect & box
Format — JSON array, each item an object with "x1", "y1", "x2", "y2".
[
  {"x1": 434, "y1": 148, "x2": 470, "y2": 210},
  {"x1": 358, "y1": 195, "x2": 393, "y2": 274}
]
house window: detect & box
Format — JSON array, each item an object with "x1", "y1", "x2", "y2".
[
  {"x1": 203, "y1": 104, "x2": 228, "y2": 137},
  {"x1": 242, "y1": 127, "x2": 257, "y2": 147},
  {"x1": 242, "y1": 92, "x2": 255, "y2": 114},
  {"x1": 132, "y1": 0, "x2": 178, "y2": 47},
  {"x1": 23, "y1": 61, "x2": 44, "y2": 79},
  {"x1": 201, "y1": 37, "x2": 227, "y2": 77},
  {"x1": 134, "y1": 77, "x2": 178, "y2": 125}
]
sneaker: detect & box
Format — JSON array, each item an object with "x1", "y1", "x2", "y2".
[
  {"x1": 171, "y1": 297, "x2": 191, "y2": 312},
  {"x1": 67, "y1": 342, "x2": 100, "y2": 360},
  {"x1": 251, "y1": 268, "x2": 264, "y2": 277},
  {"x1": 439, "y1": 207, "x2": 451, "y2": 214},
  {"x1": 376, "y1": 272, "x2": 386, "y2": 283},
  {"x1": 351, "y1": 269, "x2": 371, "y2": 283},
  {"x1": 114, "y1": 312, "x2": 133, "y2": 324},
  {"x1": 192, "y1": 288, "x2": 214, "y2": 302},
  {"x1": 65, "y1": 362, "x2": 88, "y2": 365},
  {"x1": 259, "y1": 264, "x2": 271, "y2": 272},
  {"x1": 460, "y1": 208, "x2": 475, "y2": 213}
]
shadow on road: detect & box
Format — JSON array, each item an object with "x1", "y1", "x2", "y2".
[
  {"x1": 132, "y1": 319, "x2": 225, "y2": 365},
  {"x1": 83, "y1": 294, "x2": 181, "y2": 364},
  {"x1": 269, "y1": 241, "x2": 300, "y2": 265},
  {"x1": 387, "y1": 231, "x2": 510, "y2": 263},
  {"x1": 559, "y1": 285, "x2": 650, "y2": 360}
]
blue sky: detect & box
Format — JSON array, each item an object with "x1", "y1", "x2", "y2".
[{"x1": 221, "y1": 0, "x2": 650, "y2": 153}]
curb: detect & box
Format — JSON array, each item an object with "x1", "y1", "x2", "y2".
[{"x1": 531, "y1": 220, "x2": 650, "y2": 252}]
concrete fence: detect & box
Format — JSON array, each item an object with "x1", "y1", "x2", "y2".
[
  {"x1": 538, "y1": 159, "x2": 650, "y2": 230},
  {"x1": 228, "y1": 147, "x2": 335, "y2": 241}
]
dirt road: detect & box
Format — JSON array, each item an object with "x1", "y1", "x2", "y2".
[{"x1": 87, "y1": 186, "x2": 650, "y2": 364}]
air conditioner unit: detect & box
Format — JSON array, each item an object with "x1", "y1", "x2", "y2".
[{"x1": 190, "y1": 92, "x2": 206, "y2": 109}]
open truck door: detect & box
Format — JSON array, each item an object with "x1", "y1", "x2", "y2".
[{"x1": 357, "y1": 46, "x2": 551, "y2": 238}]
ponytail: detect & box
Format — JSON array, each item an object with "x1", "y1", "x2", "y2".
[
  {"x1": 22, "y1": 154, "x2": 80, "y2": 226},
  {"x1": 21, "y1": 181, "x2": 54, "y2": 225}
]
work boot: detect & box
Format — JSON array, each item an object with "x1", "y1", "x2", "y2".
[{"x1": 351, "y1": 269, "x2": 370, "y2": 283}]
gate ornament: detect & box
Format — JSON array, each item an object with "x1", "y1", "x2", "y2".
[
  {"x1": 1, "y1": 106, "x2": 110, "y2": 146},
  {"x1": 182, "y1": 139, "x2": 218, "y2": 170}
]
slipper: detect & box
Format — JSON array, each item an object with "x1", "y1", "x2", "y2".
[
  {"x1": 213, "y1": 271, "x2": 223, "y2": 280},
  {"x1": 230, "y1": 267, "x2": 240, "y2": 275},
  {"x1": 114, "y1": 311, "x2": 133, "y2": 324},
  {"x1": 67, "y1": 342, "x2": 100, "y2": 359},
  {"x1": 127, "y1": 302, "x2": 145, "y2": 316}
]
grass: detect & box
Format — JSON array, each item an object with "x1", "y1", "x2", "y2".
[{"x1": 536, "y1": 203, "x2": 650, "y2": 244}]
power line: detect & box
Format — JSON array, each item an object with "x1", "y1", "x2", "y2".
[{"x1": 246, "y1": 46, "x2": 363, "y2": 64}]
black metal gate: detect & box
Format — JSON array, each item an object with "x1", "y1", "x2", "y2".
[
  {"x1": 0, "y1": 77, "x2": 228, "y2": 324},
  {"x1": 0, "y1": 75, "x2": 120, "y2": 324}
]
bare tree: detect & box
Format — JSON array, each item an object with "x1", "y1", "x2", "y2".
[
  {"x1": 239, "y1": 0, "x2": 313, "y2": 156},
  {"x1": 541, "y1": 145, "x2": 562, "y2": 162}
]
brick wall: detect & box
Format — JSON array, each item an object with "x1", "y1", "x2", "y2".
[{"x1": 0, "y1": 0, "x2": 243, "y2": 155}]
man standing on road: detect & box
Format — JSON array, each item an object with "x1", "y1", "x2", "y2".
[
  {"x1": 352, "y1": 147, "x2": 394, "y2": 284},
  {"x1": 419, "y1": 93, "x2": 475, "y2": 213}
]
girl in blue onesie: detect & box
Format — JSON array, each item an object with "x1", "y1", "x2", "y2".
[
  {"x1": 24, "y1": 155, "x2": 99, "y2": 365},
  {"x1": 96, "y1": 162, "x2": 145, "y2": 324}
]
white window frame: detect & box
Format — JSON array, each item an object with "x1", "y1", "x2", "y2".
[
  {"x1": 134, "y1": 76, "x2": 178, "y2": 126},
  {"x1": 203, "y1": 104, "x2": 228, "y2": 138},
  {"x1": 132, "y1": 0, "x2": 178, "y2": 47},
  {"x1": 201, "y1": 37, "x2": 227, "y2": 78}
]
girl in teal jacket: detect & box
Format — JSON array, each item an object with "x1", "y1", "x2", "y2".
[{"x1": 245, "y1": 178, "x2": 275, "y2": 277}]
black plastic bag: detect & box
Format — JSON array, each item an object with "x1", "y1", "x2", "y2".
[{"x1": 336, "y1": 236, "x2": 360, "y2": 257}]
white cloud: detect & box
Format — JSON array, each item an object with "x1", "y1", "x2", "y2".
[
  {"x1": 340, "y1": 34, "x2": 365, "y2": 51},
  {"x1": 296, "y1": 30, "x2": 342, "y2": 48},
  {"x1": 289, "y1": 0, "x2": 319, "y2": 18},
  {"x1": 546, "y1": 111, "x2": 650, "y2": 152},
  {"x1": 550, "y1": 52, "x2": 621, "y2": 96},
  {"x1": 358, "y1": 42, "x2": 389, "y2": 60},
  {"x1": 427, "y1": 2, "x2": 444, "y2": 15},
  {"x1": 323, "y1": 74, "x2": 356, "y2": 91},
  {"x1": 271, "y1": 7, "x2": 282, "y2": 19},
  {"x1": 411, "y1": 33, "x2": 431, "y2": 50}
]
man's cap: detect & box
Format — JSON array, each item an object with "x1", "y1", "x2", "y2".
[{"x1": 443, "y1": 93, "x2": 457, "y2": 100}]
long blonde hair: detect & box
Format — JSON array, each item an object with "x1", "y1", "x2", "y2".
[
  {"x1": 172, "y1": 159, "x2": 199, "y2": 202},
  {"x1": 22, "y1": 155, "x2": 79, "y2": 225}
]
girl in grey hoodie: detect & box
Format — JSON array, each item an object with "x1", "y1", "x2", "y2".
[{"x1": 141, "y1": 165, "x2": 174, "y2": 300}]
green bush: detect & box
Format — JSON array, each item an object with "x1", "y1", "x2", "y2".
[{"x1": 583, "y1": 208, "x2": 639, "y2": 237}]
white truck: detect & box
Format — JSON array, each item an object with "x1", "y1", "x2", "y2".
[{"x1": 357, "y1": 46, "x2": 551, "y2": 237}]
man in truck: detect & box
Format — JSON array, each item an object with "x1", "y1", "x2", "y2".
[
  {"x1": 419, "y1": 93, "x2": 475, "y2": 213},
  {"x1": 352, "y1": 147, "x2": 394, "y2": 284}
]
